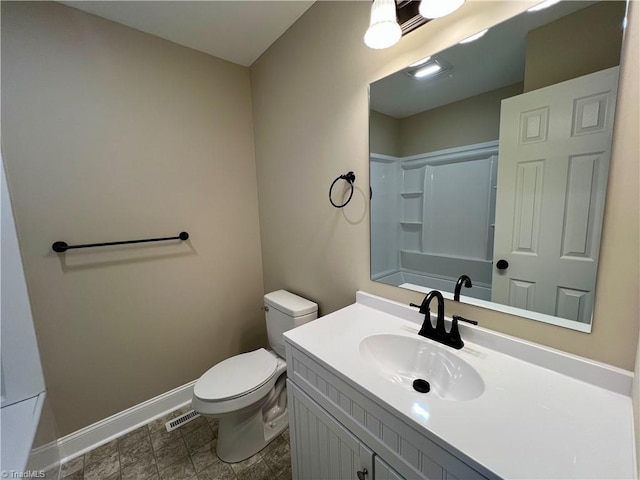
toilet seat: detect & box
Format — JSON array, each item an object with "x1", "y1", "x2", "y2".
[{"x1": 194, "y1": 348, "x2": 278, "y2": 401}]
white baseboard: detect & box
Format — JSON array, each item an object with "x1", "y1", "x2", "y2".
[{"x1": 28, "y1": 380, "x2": 197, "y2": 472}]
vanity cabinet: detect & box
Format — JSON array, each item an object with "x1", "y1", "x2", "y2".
[
  {"x1": 286, "y1": 344, "x2": 491, "y2": 480},
  {"x1": 289, "y1": 381, "x2": 376, "y2": 479},
  {"x1": 289, "y1": 381, "x2": 405, "y2": 480}
]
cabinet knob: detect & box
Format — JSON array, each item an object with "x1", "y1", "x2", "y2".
[{"x1": 356, "y1": 468, "x2": 368, "y2": 480}]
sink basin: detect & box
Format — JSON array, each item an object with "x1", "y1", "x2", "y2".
[{"x1": 359, "y1": 334, "x2": 484, "y2": 401}]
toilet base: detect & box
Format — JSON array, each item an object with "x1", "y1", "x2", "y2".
[
  {"x1": 216, "y1": 404, "x2": 288, "y2": 463},
  {"x1": 215, "y1": 374, "x2": 289, "y2": 463}
]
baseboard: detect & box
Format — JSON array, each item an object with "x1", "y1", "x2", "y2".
[{"x1": 28, "y1": 379, "x2": 197, "y2": 472}]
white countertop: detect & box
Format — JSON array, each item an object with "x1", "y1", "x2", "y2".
[{"x1": 284, "y1": 292, "x2": 636, "y2": 480}]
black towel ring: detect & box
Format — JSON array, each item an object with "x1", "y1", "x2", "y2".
[{"x1": 329, "y1": 171, "x2": 356, "y2": 208}]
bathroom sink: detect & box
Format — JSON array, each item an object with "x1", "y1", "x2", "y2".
[{"x1": 359, "y1": 334, "x2": 484, "y2": 401}]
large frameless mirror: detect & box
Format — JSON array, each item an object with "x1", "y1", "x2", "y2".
[{"x1": 369, "y1": 0, "x2": 627, "y2": 332}]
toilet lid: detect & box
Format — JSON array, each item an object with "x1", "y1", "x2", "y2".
[{"x1": 194, "y1": 348, "x2": 278, "y2": 401}]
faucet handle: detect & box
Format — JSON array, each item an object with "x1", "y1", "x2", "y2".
[
  {"x1": 410, "y1": 302, "x2": 428, "y2": 314},
  {"x1": 453, "y1": 315, "x2": 478, "y2": 326},
  {"x1": 448, "y1": 316, "x2": 464, "y2": 349}
]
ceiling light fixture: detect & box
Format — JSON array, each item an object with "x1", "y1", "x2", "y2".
[
  {"x1": 458, "y1": 28, "x2": 488, "y2": 44},
  {"x1": 527, "y1": 0, "x2": 561, "y2": 12},
  {"x1": 364, "y1": 0, "x2": 402, "y2": 50},
  {"x1": 412, "y1": 63, "x2": 442, "y2": 79},
  {"x1": 419, "y1": 0, "x2": 465, "y2": 19},
  {"x1": 406, "y1": 57, "x2": 450, "y2": 80}
]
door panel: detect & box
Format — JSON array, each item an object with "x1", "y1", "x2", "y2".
[
  {"x1": 492, "y1": 67, "x2": 619, "y2": 323},
  {"x1": 289, "y1": 381, "x2": 373, "y2": 480},
  {"x1": 375, "y1": 455, "x2": 405, "y2": 480}
]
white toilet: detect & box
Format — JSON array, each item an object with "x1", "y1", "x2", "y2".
[{"x1": 192, "y1": 290, "x2": 317, "y2": 463}]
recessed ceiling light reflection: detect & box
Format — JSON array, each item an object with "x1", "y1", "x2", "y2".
[
  {"x1": 459, "y1": 29, "x2": 488, "y2": 44},
  {"x1": 409, "y1": 56, "x2": 432, "y2": 68},
  {"x1": 527, "y1": 0, "x2": 561, "y2": 12}
]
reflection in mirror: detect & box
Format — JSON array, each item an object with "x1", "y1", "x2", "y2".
[{"x1": 369, "y1": 1, "x2": 626, "y2": 332}]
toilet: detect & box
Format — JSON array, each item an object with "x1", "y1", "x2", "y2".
[{"x1": 192, "y1": 290, "x2": 317, "y2": 463}]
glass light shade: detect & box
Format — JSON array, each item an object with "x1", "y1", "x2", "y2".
[
  {"x1": 364, "y1": 0, "x2": 402, "y2": 50},
  {"x1": 419, "y1": 0, "x2": 465, "y2": 19}
]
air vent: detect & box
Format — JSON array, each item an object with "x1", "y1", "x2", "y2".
[{"x1": 165, "y1": 410, "x2": 201, "y2": 432}]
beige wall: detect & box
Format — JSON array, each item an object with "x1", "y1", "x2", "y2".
[
  {"x1": 524, "y1": 1, "x2": 625, "y2": 92},
  {"x1": 369, "y1": 110, "x2": 400, "y2": 157},
  {"x1": 398, "y1": 82, "x2": 522, "y2": 156},
  {"x1": 370, "y1": 82, "x2": 522, "y2": 157},
  {"x1": 2, "y1": 1, "x2": 265, "y2": 436},
  {"x1": 628, "y1": 2, "x2": 640, "y2": 473},
  {"x1": 251, "y1": 1, "x2": 640, "y2": 370},
  {"x1": 634, "y1": 328, "x2": 640, "y2": 475}
]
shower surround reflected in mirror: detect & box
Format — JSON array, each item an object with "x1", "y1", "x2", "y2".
[{"x1": 369, "y1": 0, "x2": 626, "y2": 332}]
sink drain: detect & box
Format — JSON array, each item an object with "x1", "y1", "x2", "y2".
[{"x1": 413, "y1": 378, "x2": 430, "y2": 393}]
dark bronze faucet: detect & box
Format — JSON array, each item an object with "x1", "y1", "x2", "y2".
[
  {"x1": 410, "y1": 290, "x2": 478, "y2": 350},
  {"x1": 454, "y1": 274, "x2": 472, "y2": 301}
]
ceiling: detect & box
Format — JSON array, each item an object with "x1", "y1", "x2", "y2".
[
  {"x1": 370, "y1": 1, "x2": 597, "y2": 118},
  {"x1": 59, "y1": 1, "x2": 315, "y2": 67}
]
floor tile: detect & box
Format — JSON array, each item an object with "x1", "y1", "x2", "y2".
[
  {"x1": 190, "y1": 441, "x2": 219, "y2": 473},
  {"x1": 150, "y1": 427, "x2": 182, "y2": 452},
  {"x1": 85, "y1": 439, "x2": 118, "y2": 466},
  {"x1": 155, "y1": 437, "x2": 189, "y2": 470},
  {"x1": 84, "y1": 450, "x2": 120, "y2": 480},
  {"x1": 197, "y1": 459, "x2": 236, "y2": 480},
  {"x1": 118, "y1": 426, "x2": 149, "y2": 451},
  {"x1": 61, "y1": 470, "x2": 83, "y2": 480},
  {"x1": 67, "y1": 404, "x2": 291, "y2": 480},
  {"x1": 261, "y1": 437, "x2": 290, "y2": 478},
  {"x1": 178, "y1": 416, "x2": 209, "y2": 435},
  {"x1": 158, "y1": 455, "x2": 196, "y2": 480},
  {"x1": 60, "y1": 455, "x2": 83, "y2": 478},
  {"x1": 277, "y1": 466, "x2": 292, "y2": 480},
  {"x1": 119, "y1": 434, "x2": 153, "y2": 467},
  {"x1": 261, "y1": 436, "x2": 285, "y2": 456},
  {"x1": 183, "y1": 423, "x2": 214, "y2": 453},
  {"x1": 121, "y1": 455, "x2": 158, "y2": 480},
  {"x1": 229, "y1": 452, "x2": 261, "y2": 475},
  {"x1": 235, "y1": 459, "x2": 272, "y2": 480}
]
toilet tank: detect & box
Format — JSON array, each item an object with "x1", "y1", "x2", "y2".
[{"x1": 264, "y1": 290, "x2": 317, "y2": 358}]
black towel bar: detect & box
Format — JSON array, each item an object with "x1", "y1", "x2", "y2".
[{"x1": 52, "y1": 232, "x2": 189, "y2": 253}]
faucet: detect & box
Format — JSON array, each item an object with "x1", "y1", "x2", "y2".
[
  {"x1": 454, "y1": 274, "x2": 472, "y2": 302},
  {"x1": 410, "y1": 290, "x2": 478, "y2": 350},
  {"x1": 416, "y1": 290, "x2": 446, "y2": 339}
]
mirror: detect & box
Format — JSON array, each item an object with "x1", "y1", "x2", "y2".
[{"x1": 369, "y1": 0, "x2": 626, "y2": 332}]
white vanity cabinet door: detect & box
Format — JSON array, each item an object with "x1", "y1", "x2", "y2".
[
  {"x1": 375, "y1": 456, "x2": 405, "y2": 480},
  {"x1": 288, "y1": 380, "x2": 373, "y2": 480}
]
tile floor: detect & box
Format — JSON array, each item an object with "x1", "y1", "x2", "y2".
[{"x1": 56, "y1": 406, "x2": 292, "y2": 480}]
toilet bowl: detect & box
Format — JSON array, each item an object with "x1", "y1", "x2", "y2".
[{"x1": 192, "y1": 290, "x2": 317, "y2": 463}]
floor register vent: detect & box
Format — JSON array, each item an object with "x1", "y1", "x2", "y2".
[{"x1": 165, "y1": 409, "x2": 201, "y2": 432}]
